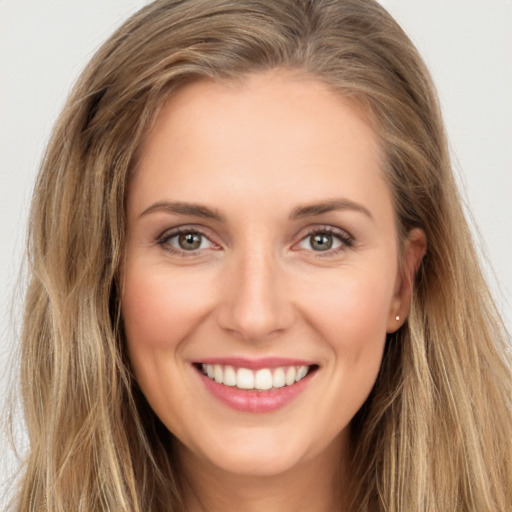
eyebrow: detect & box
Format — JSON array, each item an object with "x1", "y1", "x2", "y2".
[
  {"x1": 139, "y1": 197, "x2": 373, "y2": 222},
  {"x1": 139, "y1": 201, "x2": 225, "y2": 221},
  {"x1": 290, "y1": 198, "x2": 374, "y2": 221}
]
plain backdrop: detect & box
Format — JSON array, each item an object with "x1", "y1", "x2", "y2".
[{"x1": 1, "y1": 0, "x2": 511, "y2": 503}]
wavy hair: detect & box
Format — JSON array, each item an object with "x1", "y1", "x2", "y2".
[{"x1": 14, "y1": 0, "x2": 511, "y2": 510}]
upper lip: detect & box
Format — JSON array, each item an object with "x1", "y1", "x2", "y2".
[{"x1": 194, "y1": 357, "x2": 316, "y2": 370}]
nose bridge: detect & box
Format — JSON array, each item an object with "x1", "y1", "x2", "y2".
[{"x1": 217, "y1": 242, "x2": 293, "y2": 341}]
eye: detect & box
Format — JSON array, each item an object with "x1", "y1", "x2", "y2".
[
  {"x1": 157, "y1": 228, "x2": 217, "y2": 253},
  {"x1": 296, "y1": 227, "x2": 353, "y2": 253},
  {"x1": 304, "y1": 233, "x2": 339, "y2": 251},
  {"x1": 175, "y1": 232, "x2": 206, "y2": 251}
]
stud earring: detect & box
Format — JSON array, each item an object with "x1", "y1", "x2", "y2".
[{"x1": 395, "y1": 315, "x2": 400, "y2": 321}]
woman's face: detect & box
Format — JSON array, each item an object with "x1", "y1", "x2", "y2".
[{"x1": 122, "y1": 71, "x2": 422, "y2": 479}]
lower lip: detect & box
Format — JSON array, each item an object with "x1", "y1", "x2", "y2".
[{"x1": 197, "y1": 369, "x2": 315, "y2": 413}]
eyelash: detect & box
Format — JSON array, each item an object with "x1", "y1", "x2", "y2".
[
  {"x1": 156, "y1": 227, "x2": 217, "y2": 257},
  {"x1": 156, "y1": 225, "x2": 354, "y2": 256},
  {"x1": 298, "y1": 226, "x2": 354, "y2": 256}
]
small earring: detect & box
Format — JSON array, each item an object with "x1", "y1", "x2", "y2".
[{"x1": 395, "y1": 315, "x2": 400, "y2": 321}]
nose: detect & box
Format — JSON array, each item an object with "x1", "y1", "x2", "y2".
[{"x1": 216, "y1": 248, "x2": 296, "y2": 342}]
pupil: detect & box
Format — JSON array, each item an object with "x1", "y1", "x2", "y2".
[
  {"x1": 311, "y1": 234, "x2": 332, "y2": 251},
  {"x1": 179, "y1": 232, "x2": 201, "y2": 250}
]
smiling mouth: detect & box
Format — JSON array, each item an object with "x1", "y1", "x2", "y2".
[{"x1": 195, "y1": 363, "x2": 318, "y2": 391}]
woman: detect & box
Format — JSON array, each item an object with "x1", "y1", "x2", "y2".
[{"x1": 13, "y1": 0, "x2": 512, "y2": 510}]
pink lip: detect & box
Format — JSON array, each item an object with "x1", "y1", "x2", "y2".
[
  {"x1": 195, "y1": 362, "x2": 317, "y2": 413},
  {"x1": 196, "y1": 357, "x2": 314, "y2": 370}
]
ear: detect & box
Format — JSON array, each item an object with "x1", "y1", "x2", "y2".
[{"x1": 387, "y1": 228, "x2": 427, "y2": 333}]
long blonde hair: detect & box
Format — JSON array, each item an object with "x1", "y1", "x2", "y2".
[{"x1": 15, "y1": 0, "x2": 512, "y2": 510}]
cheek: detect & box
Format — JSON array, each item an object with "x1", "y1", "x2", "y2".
[
  {"x1": 121, "y1": 263, "x2": 216, "y2": 419},
  {"x1": 122, "y1": 264, "x2": 214, "y2": 351},
  {"x1": 338, "y1": 275, "x2": 391, "y2": 342},
  {"x1": 120, "y1": 263, "x2": 219, "y2": 404},
  {"x1": 299, "y1": 263, "x2": 395, "y2": 381},
  {"x1": 309, "y1": 268, "x2": 392, "y2": 335}
]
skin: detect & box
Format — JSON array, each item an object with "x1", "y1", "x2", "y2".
[{"x1": 122, "y1": 70, "x2": 426, "y2": 512}]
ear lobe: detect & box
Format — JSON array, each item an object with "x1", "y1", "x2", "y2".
[{"x1": 386, "y1": 228, "x2": 427, "y2": 333}]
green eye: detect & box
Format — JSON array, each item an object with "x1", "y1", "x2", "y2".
[
  {"x1": 297, "y1": 228, "x2": 353, "y2": 254},
  {"x1": 309, "y1": 234, "x2": 334, "y2": 251}
]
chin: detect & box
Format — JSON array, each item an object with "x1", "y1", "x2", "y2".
[
  {"x1": 181, "y1": 422, "x2": 344, "y2": 479},
  {"x1": 204, "y1": 445, "x2": 307, "y2": 478}
]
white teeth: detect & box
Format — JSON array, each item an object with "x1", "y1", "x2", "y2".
[
  {"x1": 236, "y1": 368, "x2": 254, "y2": 389},
  {"x1": 285, "y1": 366, "x2": 296, "y2": 386},
  {"x1": 254, "y1": 369, "x2": 273, "y2": 390},
  {"x1": 201, "y1": 364, "x2": 311, "y2": 390},
  {"x1": 214, "y1": 364, "x2": 223, "y2": 384},
  {"x1": 272, "y1": 367, "x2": 286, "y2": 388},
  {"x1": 296, "y1": 366, "x2": 308, "y2": 381},
  {"x1": 223, "y1": 365, "x2": 237, "y2": 386}
]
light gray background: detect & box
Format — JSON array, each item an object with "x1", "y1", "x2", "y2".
[{"x1": 1, "y1": 0, "x2": 511, "y2": 503}]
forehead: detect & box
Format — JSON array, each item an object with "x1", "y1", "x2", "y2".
[{"x1": 130, "y1": 71, "x2": 392, "y2": 224}]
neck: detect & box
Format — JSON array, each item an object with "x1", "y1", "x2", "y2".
[{"x1": 178, "y1": 434, "x2": 352, "y2": 512}]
